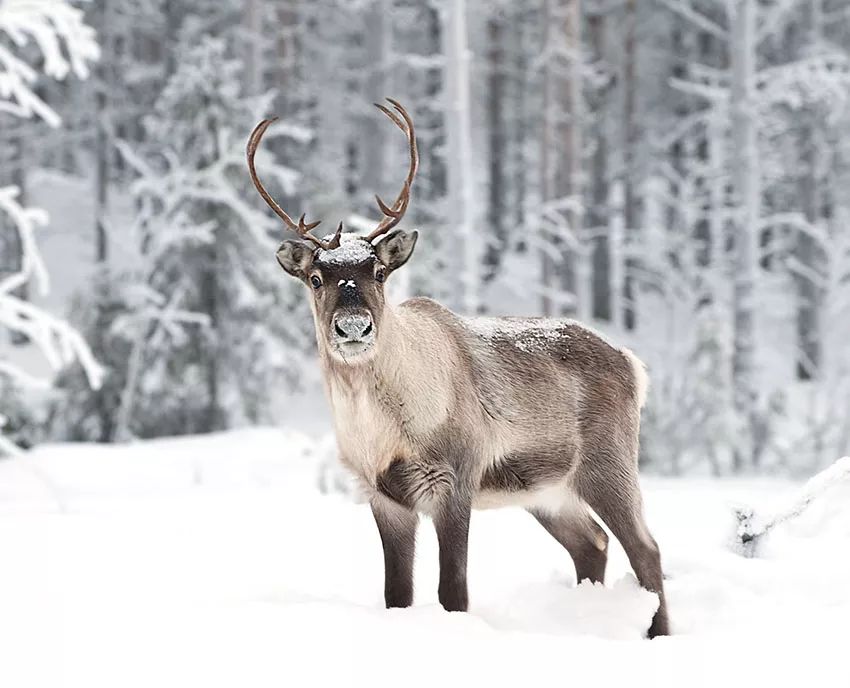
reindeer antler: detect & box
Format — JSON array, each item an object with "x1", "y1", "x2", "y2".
[
  {"x1": 365, "y1": 99, "x2": 419, "y2": 243},
  {"x1": 246, "y1": 117, "x2": 342, "y2": 251}
]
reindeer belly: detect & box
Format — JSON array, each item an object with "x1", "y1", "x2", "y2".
[
  {"x1": 472, "y1": 481, "x2": 573, "y2": 513},
  {"x1": 472, "y1": 447, "x2": 577, "y2": 515}
]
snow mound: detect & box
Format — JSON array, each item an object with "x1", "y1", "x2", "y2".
[
  {"x1": 480, "y1": 575, "x2": 659, "y2": 640},
  {"x1": 743, "y1": 457, "x2": 850, "y2": 555}
]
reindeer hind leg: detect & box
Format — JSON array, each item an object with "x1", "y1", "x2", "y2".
[
  {"x1": 575, "y1": 467, "x2": 669, "y2": 638},
  {"x1": 530, "y1": 497, "x2": 609, "y2": 585}
]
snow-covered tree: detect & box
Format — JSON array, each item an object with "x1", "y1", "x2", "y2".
[
  {"x1": 6, "y1": 0, "x2": 849, "y2": 473},
  {"x1": 640, "y1": 0, "x2": 850, "y2": 471},
  {"x1": 54, "y1": 35, "x2": 313, "y2": 440},
  {"x1": 0, "y1": 0, "x2": 101, "y2": 455},
  {"x1": 535, "y1": 0, "x2": 590, "y2": 318}
]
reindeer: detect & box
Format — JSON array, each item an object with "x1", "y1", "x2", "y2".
[{"x1": 247, "y1": 99, "x2": 669, "y2": 637}]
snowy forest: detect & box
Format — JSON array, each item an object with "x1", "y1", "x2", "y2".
[{"x1": 2, "y1": 0, "x2": 850, "y2": 477}]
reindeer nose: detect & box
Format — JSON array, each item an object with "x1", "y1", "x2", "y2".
[{"x1": 334, "y1": 312, "x2": 373, "y2": 341}]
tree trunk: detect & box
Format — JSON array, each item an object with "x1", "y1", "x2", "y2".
[
  {"x1": 484, "y1": 13, "x2": 507, "y2": 283},
  {"x1": 201, "y1": 253, "x2": 221, "y2": 433},
  {"x1": 608, "y1": 180, "x2": 626, "y2": 330},
  {"x1": 588, "y1": 8, "x2": 609, "y2": 321},
  {"x1": 622, "y1": 0, "x2": 638, "y2": 330},
  {"x1": 541, "y1": 0, "x2": 584, "y2": 317},
  {"x1": 564, "y1": 0, "x2": 587, "y2": 320},
  {"x1": 361, "y1": 0, "x2": 392, "y2": 212},
  {"x1": 730, "y1": 0, "x2": 759, "y2": 471},
  {"x1": 6, "y1": 124, "x2": 29, "y2": 346},
  {"x1": 796, "y1": 0, "x2": 824, "y2": 381},
  {"x1": 796, "y1": 130, "x2": 821, "y2": 380},
  {"x1": 243, "y1": 0, "x2": 264, "y2": 96},
  {"x1": 94, "y1": 72, "x2": 110, "y2": 262},
  {"x1": 540, "y1": 0, "x2": 555, "y2": 316},
  {"x1": 164, "y1": 0, "x2": 183, "y2": 78},
  {"x1": 199, "y1": 110, "x2": 223, "y2": 433},
  {"x1": 511, "y1": 8, "x2": 529, "y2": 246},
  {"x1": 443, "y1": 0, "x2": 478, "y2": 314}
]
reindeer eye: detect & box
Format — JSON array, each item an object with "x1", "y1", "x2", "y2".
[
  {"x1": 310, "y1": 275, "x2": 322, "y2": 289},
  {"x1": 375, "y1": 269, "x2": 385, "y2": 284}
]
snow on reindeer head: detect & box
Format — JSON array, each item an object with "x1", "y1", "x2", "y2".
[{"x1": 246, "y1": 99, "x2": 418, "y2": 364}]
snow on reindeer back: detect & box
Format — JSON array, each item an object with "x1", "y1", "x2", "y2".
[
  {"x1": 315, "y1": 233, "x2": 375, "y2": 265},
  {"x1": 463, "y1": 316, "x2": 609, "y2": 354}
]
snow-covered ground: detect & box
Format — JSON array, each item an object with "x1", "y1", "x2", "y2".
[{"x1": 0, "y1": 429, "x2": 848, "y2": 687}]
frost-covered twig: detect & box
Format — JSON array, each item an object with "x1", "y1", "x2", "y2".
[
  {"x1": 0, "y1": 0, "x2": 99, "y2": 126},
  {"x1": 0, "y1": 188, "x2": 104, "y2": 390},
  {"x1": 0, "y1": 186, "x2": 49, "y2": 295},
  {"x1": 117, "y1": 124, "x2": 300, "y2": 255}
]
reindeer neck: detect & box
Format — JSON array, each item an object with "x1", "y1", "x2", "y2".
[{"x1": 318, "y1": 305, "x2": 411, "y2": 395}]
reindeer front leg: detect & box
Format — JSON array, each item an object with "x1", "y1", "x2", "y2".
[
  {"x1": 433, "y1": 490, "x2": 471, "y2": 612},
  {"x1": 375, "y1": 457, "x2": 470, "y2": 612},
  {"x1": 370, "y1": 497, "x2": 418, "y2": 608}
]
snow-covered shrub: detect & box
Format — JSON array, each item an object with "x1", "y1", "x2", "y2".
[
  {"x1": 49, "y1": 276, "x2": 136, "y2": 442},
  {"x1": 638, "y1": 302, "x2": 733, "y2": 475},
  {"x1": 0, "y1": 376, "x2": 44, "y2": 452}
]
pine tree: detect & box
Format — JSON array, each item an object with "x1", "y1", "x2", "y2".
[
  {"x1": 56, "y1": 34, "x2": 314, "y2": 440},
  {"x1": 0, "y1": 0, "x2": 101, "y2": 455}
]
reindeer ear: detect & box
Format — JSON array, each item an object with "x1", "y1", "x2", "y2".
[
  {"x1": 276, "y1": 240, "x2": 314, "y2": 279},
  {"x1": 374, "y1": 229, "x2": 418, "y2": 272}
]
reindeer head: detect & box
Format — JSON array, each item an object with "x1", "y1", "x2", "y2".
[{"x1": 247, "y1": 99, "x2": 419, "y2": 363}]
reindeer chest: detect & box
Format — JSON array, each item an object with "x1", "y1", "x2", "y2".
[
  {"x1": 327, "y1": 379, "x2": 411, "y2": 484},
  {"x1": 325, "y1": 370, "x2": 449, "y2": 486}
]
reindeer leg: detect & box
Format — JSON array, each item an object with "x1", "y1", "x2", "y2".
[
  {"x1": 530, "y1": 505, "x2": 608, "y2": 584},
  {"x1": 433, "y1": 490, "x2": 472, "y2": 612},
  {"x1": 576, "y1": 471, "x2": 669, "y2": 638},
  {"x1": 376, "y1": 457, "x2": 469, "y2": 611},
  {"x1": 371, "y1": 497, "x2": 418, "y2": 608}
]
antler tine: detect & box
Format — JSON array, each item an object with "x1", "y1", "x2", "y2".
[
  {"x1": 297, "y1": 214, "x2": 322, "y2": 233},
  {"x1": 366, "y1": 99, "x2": 419, "y2": 242},
  {"x1": 247, "y1": 118, "x2": 339, "y2": 250},
  {"x1": 329, "y1": 221, "x2": 343, "y2": 247},
  {"x1": 374, "y1": 102, "x2": 407, "y2": 133},
  {"x1": 375, "y1": 191, "x2": 401, "y2": 218}
]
